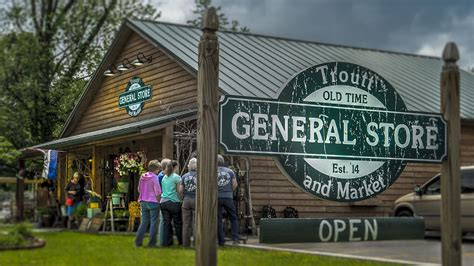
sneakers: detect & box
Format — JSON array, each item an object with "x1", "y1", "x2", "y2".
[{"x1": 232, "y1": 240, "x2": 240, "y2": 246}]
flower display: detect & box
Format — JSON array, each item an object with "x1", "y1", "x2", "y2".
[{"x1": 114, "y1": 152, "x2": 144, "y2": 177}]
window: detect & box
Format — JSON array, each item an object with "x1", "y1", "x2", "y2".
[
  {"x1": 461, "y1": 169, "x2": 474, "y2": 194},
  {"x1": 424, "y1": 175, "x2": 441, "y2": 195}
]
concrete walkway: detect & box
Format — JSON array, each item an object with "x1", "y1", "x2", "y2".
[{"x1": 243, "y1": 235, "x2": 474, "y2": 265}]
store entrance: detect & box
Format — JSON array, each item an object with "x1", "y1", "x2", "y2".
[{"x1": 102, "y1": 154, "x2": 140, "y2": 204}]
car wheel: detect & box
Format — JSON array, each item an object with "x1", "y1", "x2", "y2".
[{"x1": 396, "y1": 209, "x2": 413, "y2": 217}]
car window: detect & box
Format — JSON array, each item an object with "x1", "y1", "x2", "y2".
[
  {"x1": 461, "y1": 169, "x2": 474, "y2": 193},
  {"x1": 424, "y1": 176, "x2": 441, "y2": 195}
]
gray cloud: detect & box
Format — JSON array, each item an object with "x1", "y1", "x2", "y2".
[{"x1": 213, "y1": 0, "x2": 474, "y2": 69}]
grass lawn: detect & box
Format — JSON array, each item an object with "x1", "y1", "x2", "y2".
[{"x1": 0, "y1": 229, "x2": 400, "y2": 266}]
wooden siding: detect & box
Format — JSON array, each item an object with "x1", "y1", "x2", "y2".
[
  {"x1": 69, "y1": 32, "x2": 197, "y2": 135},
  {"x1": 249, "y1": 124, "x2": 474, "y2": 219}
]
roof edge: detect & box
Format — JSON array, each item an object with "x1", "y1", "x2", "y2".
[
  {"x1": 28, "y1": 109, "x2": 197, "y2": 150},
  {"x1": 59, "y1": 21, "x2": 132, "y2": 138},
  {"x1": 131, "y1": 18, "x2": 441, "y2": 61},
  {"x1": 126, "y1": 19, "x2": 198, "y2": 76},
  {"x1": 126, "y1": 19, "x2": 227, "y2": 95}
]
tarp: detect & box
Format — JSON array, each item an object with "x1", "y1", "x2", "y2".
[{"x1": 41, "y1": 150, "x2": 58, "y2": 180}]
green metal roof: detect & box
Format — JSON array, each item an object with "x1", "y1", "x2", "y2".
[
  {"x1": 27, "y1": 109, "x2": 196, "y2": 150},
  {"x1": 128, "y1": 19, "x2": 474, "y2": 119}
]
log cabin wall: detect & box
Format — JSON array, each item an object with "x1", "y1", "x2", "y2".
[
  {"x1": 68, "y1": 32, "x2": 197, "y2": 136},
  {"x1": 248, "y1": 124, "x2": 474, "y2": 219}
]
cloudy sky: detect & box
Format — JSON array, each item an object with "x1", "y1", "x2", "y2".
[{"x1": 152, "y1": 0, "x2": 474, "y2": 70}]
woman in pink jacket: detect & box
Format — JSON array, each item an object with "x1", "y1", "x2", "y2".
[{"x1": 134, "y1": 160, "x2": 162, "y2": 247}]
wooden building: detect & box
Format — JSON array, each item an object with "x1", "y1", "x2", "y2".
[{"x1": 28, "y1": 20, "x2": 474, "y2": 219}]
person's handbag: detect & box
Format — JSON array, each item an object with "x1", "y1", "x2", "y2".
[{"x1": 65, "y1": 198, "x2": 74, "y2": 206}]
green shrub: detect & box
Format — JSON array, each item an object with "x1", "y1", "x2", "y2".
[
  {"x1": 73, "y1": 204, "x2": 87, "y2": 218},
  {"x1": 11, "y1": 223, "x2": 33, "y2": 239},
  {"x1": 0, "y1": 234, "x2": 24, "y2": 246},
  {"x1": 0, "y1": 223, "x2": 33, "y2": 247}
]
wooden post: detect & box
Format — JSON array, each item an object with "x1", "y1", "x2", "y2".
[
  {"x1": 162, "y1": 125, "x2": 174, "y2": 159},
  {"x1": 440, "y1": 42, "x2": 461, "y2": 266},
  {"x1": 16, "y1": 159, "x2": 25, "y2": 222},
  {"x1": 196, "y1": 7, "x2": 219, "y2": 266},
  {"x1": 92, "y1": 146, "x2": 101, "y2": 194}
]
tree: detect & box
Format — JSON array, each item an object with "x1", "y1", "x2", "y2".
[
  {"x1": 0, "y1": 1, "x2": 161, "y2": 149},
  {"x1": 187, "y1": 0, "x2": 250, "y2": 33},
  {"x1": 0, "y1": 136, "x2": 20, "y2": 175}
]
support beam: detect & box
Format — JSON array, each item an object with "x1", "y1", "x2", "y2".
[
  {"x1": 195, "y1": 7, "x2": 219, "y2": 266},
  {"x1": 440, "y1": 42, "x2": 461, "y2": 266},
  {"x1": 161, "y1": 125, "x2": 174, "y2": 159}
]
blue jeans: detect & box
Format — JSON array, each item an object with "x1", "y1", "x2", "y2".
[
  {"x1": 218, "y1": 197, "x2": 239, "y2": 245},
  {"x1": 159, "y1": 212, "x2": 164, "y2": 246},
  {"x1": 67, "y1": 201, "x2": 82, "y2": 216},
  {"x1": 135, "y1": 201, "x2": 160, "y2": 247}
]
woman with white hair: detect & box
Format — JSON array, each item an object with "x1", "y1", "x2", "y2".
[{"x1": 180, "y1": 158, "x2": 197, "y2": 247}]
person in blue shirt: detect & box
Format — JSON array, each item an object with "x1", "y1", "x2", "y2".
[
  {"x1": 181, "y1": 158, "x2": 197, "y2": 247},
  {"x1": 217, "y1": 155, "x2": 239, "y2": 246}
]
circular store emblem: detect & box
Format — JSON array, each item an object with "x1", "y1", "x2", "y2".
[
  {"x1": 275, "y1": 62, "x2": 407, "y2": 202},
  {"x1": 118, "y1": 76, "x2": 153, "y2": 117},
  {"x1": 219, "y1": 62, "x2": 446, "y2": 202}
]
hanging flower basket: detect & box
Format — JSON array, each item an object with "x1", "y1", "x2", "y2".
[
  {"x1": 114, "y1": 153, "x2": 143, "y2": 176},
  {"x1": 113, "y1": 152, "x2": 145, "y2": 195}
]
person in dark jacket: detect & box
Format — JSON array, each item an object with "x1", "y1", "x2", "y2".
[
  {"x1": 181, "y1": 158, "x2": 197, "y2": 247},
  {"x1": 217, "y1": 155, "x2": 239, "y2": 246},
  {"x1": 65, "y1": 172, "x2": 81, "y2": 229}
]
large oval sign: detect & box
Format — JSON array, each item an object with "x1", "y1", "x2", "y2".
[{"x1": 219, "y1": 62, "x2": 446, "y2": 202}]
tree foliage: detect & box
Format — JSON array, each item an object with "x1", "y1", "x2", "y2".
[
  {"x1": 187, "y1": 0, "x2": 250, "y2": 33},
  {"x1": 0, "y1": 1, "x2": 160, "y2": 150},
  {"x1": 0, "y1": 136, "x2": 20, "y2": 174}
]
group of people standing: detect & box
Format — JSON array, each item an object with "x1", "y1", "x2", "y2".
[{"x1": 134, "y1": 155, "x2": 239, "y2": 248}]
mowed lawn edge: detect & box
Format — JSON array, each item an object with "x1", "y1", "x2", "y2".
[{"x1": 0, "y1": 231, "x2": 401, "y2": 266}]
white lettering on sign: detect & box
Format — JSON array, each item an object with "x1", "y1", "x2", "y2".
[
  {"x1": 305, "y1": 85, "x2": 386, "y2": 108},
  {"x1": 231, "y1": 112, "x2": 250, "y2": 139},
  {"x1": 304, "y1": 159, "x2": 384, "y2": 179},
  {"x1": 317, "y1": 219, "x2": 378, "y2": 242},
  {"x1": 334, "y1": 177, "x2": 387, "y2": 200},
  {"x1": 333, "y1": 219, "x2": 346, "y2": 241},
  {"x1": 253, "y1": 113, "x2": 269, "y2": 140},
  {"x1": 303, "y1": 176, "x2": 331, "y2": 197},
  {"x1": 230, "y1": 111, "x2": 440, "y2": 151},
  {"x1": 319, "y1": 220, "x2": 332, "y2": 242},
  {"x1": 349, "y1": 219, "x2": 361, "y2": 241},
  {"x1": 271, "y1": 115, "x2": 289, "y2": 141}
]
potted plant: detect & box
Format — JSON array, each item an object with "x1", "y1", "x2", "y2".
[
  {"x1": 87, "y1": 195, "x2": 102, "y2": 218},
  {"x1": 36, "y1": 207, "x2": 54, "y2": 228},
  {"x1": 73, "y1": 204, "x2": 87, "y2": 224},
  {"x1": 111, "y1": 187, "x2": 124, "y2": 206},
  {"x1": 117, "y1": 176, "x2": 129, "y2": 194}
]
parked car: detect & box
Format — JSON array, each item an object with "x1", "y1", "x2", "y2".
[{"x1": 393, "y1": 166, "x2": 474, "y2": 233}]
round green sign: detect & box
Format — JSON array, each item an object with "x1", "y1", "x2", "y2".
[
  {"x1": 118, "y1": 76, "x2": 152, "y2": 117},
  {"x1": 275, "y1": 62, "x2": 407, "y2": 202}
]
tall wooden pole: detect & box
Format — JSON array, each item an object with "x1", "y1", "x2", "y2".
[
  {"x1": 440, "y1": 42, "x2": 462, "y2": 266},
  {"x1": 196, "y1": 7, "x2": 219, "y2": 266}
]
